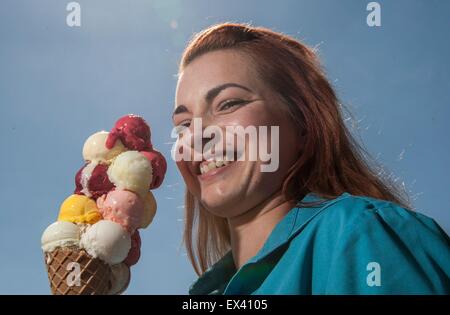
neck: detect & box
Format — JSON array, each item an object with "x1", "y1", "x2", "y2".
[{"x1": 227, "y1": 191, "x2": 298, "y2": 270}]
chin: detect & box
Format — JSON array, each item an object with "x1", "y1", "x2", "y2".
[{"x1": 200, "y1": 190, "x2": 244, "y2": 218}]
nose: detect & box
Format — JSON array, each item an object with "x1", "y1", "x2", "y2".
[{"x1": 176, "y1": 116, "x2": 218, "y2": 162}]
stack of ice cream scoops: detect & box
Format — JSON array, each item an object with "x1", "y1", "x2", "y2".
[{"x1": 41, "y1": 115, "x2": 167, "y2": 295}]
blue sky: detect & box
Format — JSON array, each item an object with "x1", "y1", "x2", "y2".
[{"x1": 0, "y1": 0, "x2": 449, "y2": 294}]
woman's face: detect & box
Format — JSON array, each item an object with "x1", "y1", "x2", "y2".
[{"x1": 173, "y1": 50, "x2": 300, "y2": 218}]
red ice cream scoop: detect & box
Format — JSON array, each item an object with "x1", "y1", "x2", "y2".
[
  {"x1": 124, "y1": 230, "x2": 141, "y2": 267},
  {"x1": 140, "y1": 150, "x2": 167, "y2": 189},
  {"x1": 106, "y1": 115, "x2": 152, "y2": 151},
  {"x1": 74, "y1": 163, "x2": 115, "y2": 200}
]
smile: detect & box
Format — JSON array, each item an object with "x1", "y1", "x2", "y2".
[
  {"x1": 198, "y1": 159, "x2": 236, "y2": 180},
  {"x1": 199, "y1": 160, "x2": 232, "y2": 175}
]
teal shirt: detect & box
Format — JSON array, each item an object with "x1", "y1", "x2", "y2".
[{"x1": 189, "y1": 193, "x2": 450, "y2": 294}]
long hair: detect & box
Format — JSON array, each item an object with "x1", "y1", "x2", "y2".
[{"x1": 178, "y1": 22, "x2": 410, "y2": 275}]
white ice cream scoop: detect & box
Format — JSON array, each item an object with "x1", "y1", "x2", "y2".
[
  {"x1": 41, "y1": 221, "x2": 80, "y2": 253},
  {"x1": 83, "y1": 131, "x2": 126, "y2": 163},
  {"x1": 80, "y1": 220, "x2": 131, "y2": 265},
  {"x1": 107, "y1": 150, "x2": 153, "y2": 196},
  {"x1": 109, "y1": 263, "x2": 131, "y2": 295}
]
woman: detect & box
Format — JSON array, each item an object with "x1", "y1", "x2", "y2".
[{"x1": 172, "y1": 23, "x2": 450, "y2": 294}]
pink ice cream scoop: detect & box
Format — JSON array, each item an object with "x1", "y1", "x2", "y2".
[
  {"x1": 140, "y1": 150, "x2": 167, "y2": 189},
  {"x1": 106, "y1": 115, "x2": 152, "y2": 151},
  {"x1": 96, "y1": 190, "x2": 144, "y2": 232},
  {"x1": 75, "y1": 163, "x2": 115, "y2": 200},
  {"x1": 124, "y1": 230, "x2": 141, "y2": 267}
]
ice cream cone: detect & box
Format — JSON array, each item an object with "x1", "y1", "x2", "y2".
[{"x1": 44, "y1": 247, "x2": 112, "y2": 295}]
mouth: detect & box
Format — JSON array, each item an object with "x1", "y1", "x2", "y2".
[{"x1": 196, "y1": 158, "x2": 237, "y2": 181}]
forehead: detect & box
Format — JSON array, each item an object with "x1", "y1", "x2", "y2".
[{"x1": 176, "y1": 50, "x2": 259, "y2": 102}]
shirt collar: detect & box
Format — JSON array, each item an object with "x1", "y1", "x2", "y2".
[
  {"x1": 246, "y1": 192, "x2": 331, "y2": 264},
  {"x1": 188, "y1": 251, "x2": 236, "y2": 295},
  {"x1": 188, "y1": 192, "x2": 349, "y2": 294}
]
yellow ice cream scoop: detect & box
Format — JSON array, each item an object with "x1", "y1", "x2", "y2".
[
  {"x1": 139, "y1": 191, "x2": 157, "y2": 229},
  {"x1": 58, "y1": 194, "x2": 102, "y2": 224}
]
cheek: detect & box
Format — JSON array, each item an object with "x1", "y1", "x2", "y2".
[
  {"x1": 176, "y1": 161, "x2": 200, "y2": 196},
  {"x1": 221, "y1": 105, "x2": 273, "y2": 128}
]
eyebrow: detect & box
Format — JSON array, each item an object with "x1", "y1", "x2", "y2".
[
  {"x1": 172, "y1": 82, "x2": 253, "y2": 117},
  {"x1": 172, "y1": 105, "x2": 188, "y2": 116}
]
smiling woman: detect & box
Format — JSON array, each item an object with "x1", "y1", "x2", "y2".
[{"x1": 172, "y1": 23, "x2": 450, "y2": 294}]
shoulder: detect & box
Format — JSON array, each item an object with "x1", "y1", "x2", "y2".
[
  {"x1": 296, "y1": 193, "x2": 450, "y2": 294},
  {"x1": 308, "y1": 193, "x2": 447, "y2": 242}
]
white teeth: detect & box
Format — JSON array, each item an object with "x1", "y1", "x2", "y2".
[{"x1": 200, "y1": 160, "x2": 231, "y2": 175}]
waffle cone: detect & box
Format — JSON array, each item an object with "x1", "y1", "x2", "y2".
[{"x1": 44, "y1": 247, "x2": 112, "y2": 295}]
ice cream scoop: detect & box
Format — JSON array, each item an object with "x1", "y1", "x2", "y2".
[
  {"x1": 41, "y1": 221, "x2": 80, "y2": 252},
  {"x1": 43, "y1": 114, "x2": 167, "y2": 295},
  {"x1": 109, "y1": 263, "x2": 131, "y2": 295},
  {"x1": 140, "y1": 191, "x2": 157, "y2": 229},
  {"x1": 107, "y1": 151, "x2": 153, "y2": 197},
  {"x1": 79, "y1": 220, "x2": 131, "y2": 265},
  {"x1": 74, "y1": 163, "x2": 115, "y2": 200},
  {"x1": 124, "y1": 230, "x2": 141, "y2": 267},
  {"x1": 58, "y1": 194, "x2": 102, "y2": 224},
  {"x1": 83, "y1": 131, "x2": 126, "y2": 163},
  {"x1": 140, "y1": 150, "x2": 167, "y2": 189},
  {"x1": 96, "y1": 189, "x2": 144, "y2": 233},
  {"x1": 106, "y1": 115, "x2": 152, "y2": 151}
]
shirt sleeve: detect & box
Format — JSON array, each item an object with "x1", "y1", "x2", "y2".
[{"x1": 324, "y1": 203, "x2": 450, "y2": 294}]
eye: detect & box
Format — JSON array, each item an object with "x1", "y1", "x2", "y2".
[
  {"x1": 180, "y1": 121, "x2": 191, "y2": 128},
  {"x1": 174, "y1": 122, "x2": 190, "y2": 135},
  {"x1": 218, "y1": 99, "x2": 249, "y2": 111}
]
